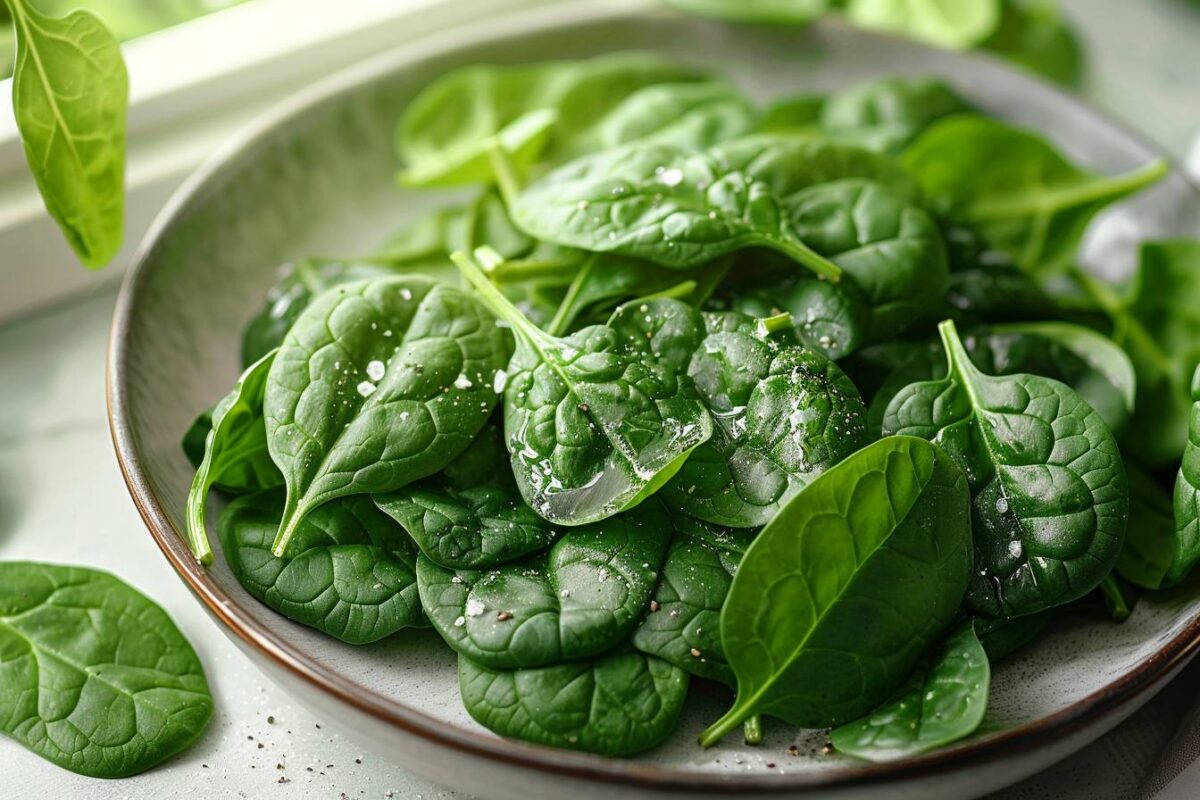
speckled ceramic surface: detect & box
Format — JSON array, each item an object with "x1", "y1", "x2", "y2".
[{"x1": 108, "y1": 3, "x2": 1200, "y2": 798}]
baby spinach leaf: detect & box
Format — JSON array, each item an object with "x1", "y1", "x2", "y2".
[
  {"x1": 882, "y1": 320, "x2": 1129, "y2": 618},
  {"x1": 974, "y1": 610, "x2": 1053, "y2": 662},
  {"x1": 455, "y1": 250, "x2": 713, "y2": 526},
  {"x1": 843, "y1": 0, "x2": 1002, "y2": 50},
  {"x1": 941, "y1": 225, "x2": 1058, "y2": 325},
  {"x1": 1094, "y1": 573, "x2": 1137, "y2": 622},
  {"x1": 1115, "y1": 466, "x2": 1178, "y2": 590},
  {"x1": 698, "y1": 435, "x2": 973, "y2": 744},
  {"x1": 374, "y1": 422, "x2": 560, "y2": 569},
  {"x1": 181, "y1": 407, "x2": 213, "y2": 469},
  {"x1": 459, "y1": 648, "x2": 688, "y2": 756},
  {"x1": 664, "y1": 0, "x2": 830, "y2": 24},
  {"x1": 1172, "y1": 366, "x2": 1200, "y2": 587},
  {"x1": 374, "y1": 205, "x2": 469, "y2": 265},
  {"x1": 631, "y1": 516, "x2": 754, "y2": 684},
  {"x1": 982, "y1": 0, "x2": 1083, "y2": 87},
  {"x1": 729, "y1": 275, "x2": 867, "y2": 360},
  {"x1": 7, "y1": 0, "x2": 128, "y2": 268},
  {"x1": 265, "y1": 276, "x2": 510, "y2": 556},
  {"x1": 0, "y1": 562, "x2": 213, "y2": 777},
  {"x1": 817, "y1": 75, "x2": 973, "y2": 153},
  {"x1": 660, "y1": 310, "x2": 868, "y2": 527},
  {"x1": 508, "y1": 141, "x2": 843, "y2": 279},
  {"x1": 186, "y1": 349, "x2": 281, "y2": 565},
  {"x1": 830, "y1": 621, "x2": 989, "y2": 762},
  {"x1": 218, "y1": 490, "x2": 424, "y2": 645},
  {"x1": 416, "y1": 501, "x2": 670, "y2": 668},
  {"x1": 903, "y1": 115, "x2": 1167, "y2": 273}
]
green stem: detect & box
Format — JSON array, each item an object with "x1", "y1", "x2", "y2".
[
  {"x1": 632, "y1": 280, "x2": 698, "y2": 305},
  {"x1": 699, "y1": 703, "x2": 750, "y2": 748},
  {"x1": 1099, "y1": 574, "x2": 1133, "y2": 622},
  {"x1": 452, "y1": 249, "x2": 545, "y2": 344},
  {"x1": 488, "y1": 143, "x2": 524, "y2": 211},
  {"x1": 767, "y1": 236, "x2": 842, "y2": 283},
  {"x1": 1069, "y1": 265, "x2": 1174, "y2": 377},
  {"x1": 546, "y1": 256, "x2": 596, "y2": 337},
  {"x1": 184, "y1": 458, "x2": 215, "y2": 566},
  {"x1": 489, "y1": 255, "x2": 581, "y2": 284},
  {"x1": 743, "y1": 715, "x2": 763, "y2": 746},
  {"x1": 757, "y1": 312, "x2": 794, "y2": 337}
]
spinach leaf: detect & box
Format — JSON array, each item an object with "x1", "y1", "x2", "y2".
[
  {"x1": 882, "y1": 320, "x2": 1129, "y2": 618},
  {"x1": 817, "y1": 76, "x2": 972, "y2": 153},
  {"x1": 728, "y1": 275, "x2": 867, "y2": 360},
  {"x1": 0, "y1": 562, "x2": 212, "y2": 777},
  {"x1": 181, "y1": 407, "x2": 213, "y2": 469},
  {"x1": 940, "y1": 224, "x2": 1059, "y2": 325},
  {"x1": 1095, "y1": 573, "x2": 1137, "y2": 622},
  {"x1": 830, "y1": 621, "x2": 989, "y2": 761},
  {"x1": 186, "y1": 349, "x2": 281, "y2": 565},
  {"x1": 1173, "y1": 366, "x2": 1200, "y2": 587},
  {"x1": 974, "y1": 610, "x2": 1053, "y2": 661},
  {"x1": 982, "y1": 0, "x2": 1083, "y2": 87},
  {"x1": 416, "y1": 501, "x2": 670, "y2": 668},
  {"x1": 698, "y1": 435, "x2": 972, "y2": 744},
  {"x1": 265, "y1": 276, "x2": 510, "y2": 556},
  {"x1": 455, "y1": 250, "x2": 714, "y2": 526},
  {"x1": 660, "y1": 310, "x2": 867, "y2": 527},
  {"x1": 631, "y1": 515, "x2": 754, "y2": 684},
  {"x1": 374, "y1": 205, "x2": 469, "y2": 265},
  {"x1": 508, "y1": 141, "x2": 843, "y2": 279},
  {"x1": 903, "y1": 115, "x2": 1167, "y2": 273},
  {"x1": 374, "y1": 422, "x2": 560, "y2": 569},
  {"x1": 395, "y1": 54, "x2": 703, "y2": 186},
  {"x1": 1115, "y1": 465, "x2": 1180, "y2": 590},
  {"x1": 459, "y1": 648, "x2": 687, "y2": 756},
  {"x1": 664, "y1": 0, "x2": 829, "y2": 24},
  {"x1": 218, "y1": 490, "x2": 424, "y2": 644},
  {"x1": 6, "y1": 0, "x2": 127, "y2": 268},
  {"x1": 843, "y1": 0, "x2": 1002, "y2": 50}
]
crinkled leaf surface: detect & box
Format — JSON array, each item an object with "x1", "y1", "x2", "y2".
[
  {"x1": 882, "y1": 320, "x2": 1128, "y2": 618},
  {"x1": 831, "y1": 621, "x2": 989, "y2": 761},
  {"x1": 459, "y1": 648, "x2": 687, "y2": 756},
  {"x1": 699, "y1": 436, "x2": 972, "y2": 743},
  {"x1": 416, "y1": 501, "x2": 670, "y2": 668},
  {"x1": 265, "y1": 276, "x2": 510, "y2": 555},
  {"x1": 817, "y1": 75, "x2": 972, "y2": 153},
  {"x1": 218, "y1": 490, "x2": 424, "y2": 645},
  {"x1": 0, "y1": 562, "x2": 212, "y2": 777},
  {"x1": 730, "y1": 276, "x2": 867, "y2": 360}
]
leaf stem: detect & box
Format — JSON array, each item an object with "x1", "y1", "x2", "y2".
[
  {"x1": 184, "y1": 451, "x2": 216, "y2": 566},
  {"x1": 699, "y1": 704, "x2": 749, "y2": 748},
  {"x1": 757, "y1": 312, "x2": 794, "y2": 337},
  {"x1": 488, "y1": 255, "x2": 581, "y2": 284},
  {"x1": 488, "y1": 142, "x2": 524, "y2": 211},
  {"x1": 452, "y1": 248, "x2": 546, "y2": 344},
  {"x1": 546, "y1": 256, "x2": 596, "y2": 337},
  {"x1": 743, "y1": 715, "x2": 763, "y2": 746},
  {"x1": 767, "y1": 237, "x2": 842, "y2": 283}
]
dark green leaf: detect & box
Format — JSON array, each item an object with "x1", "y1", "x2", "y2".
[
  {"x1": 1116, "y1": 465, "x2": 1180, "y2": 590},
  {"x1": 817, "y1": 75, "x2": 973, "y2": 153},
  {"x1": 1172, "y1": 366, "x2": 1200, "y2": 587},
  {"x1": 974, "y1": 610, "x2": 1054, "y2": 661}
]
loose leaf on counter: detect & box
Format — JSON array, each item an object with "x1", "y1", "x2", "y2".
[
  {"x1": 698, "y1": 436, "x2": 972, "y2": 744},
  {"x1": 0, "y1": 562, "x2": 212, "y2": 777}
]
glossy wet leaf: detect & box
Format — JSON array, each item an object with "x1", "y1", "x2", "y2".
[
  {"x1": 903, "y1": 115, "x2": 1167, "y2": 273},
  {"x1": 698, "y1": 436, "x2": 972, "y2": 743},
  {"x1": 631, "y1": 516, "x2": 754, "y2": 684},
  {"x1": 830, "y1": 621, "x2": 989, "y2": 761},
  {"x1": 459, "y1": 648, "x2": 687, "y2": 756},
  {"x1": 219, "y1": 490, "x2": 423, "y2": 644},
  {"x1": 185, "y1": 350, "x2": 281, "y2": 565},
  {"x1": 456, "y1": 252, "x2": 713, "y2": 526},
  {"x1": 8, "y1": 0, "x2": 128, "y2": 267},
  {"x1": 265, "y1": 276, "x2": 510, "y2": 556},
  {"x1": 0, "y1": 562, "x2": 212, "y2": 777},
  {"x1": 882, "y1": 320, "x2": 1129, "y2": 618},
  {"x1": 416, "y1": 501, "x2": 670, "y2": 668},
  {"x1": 844, "y1": 0, "x2": 1002, "y2": 50},
  {"x1": 374, "y1": 423, "x2": 560, "y2": 569},
  {"x1": 660, "y1": 310, "x2": 867, "y2": 527},
  {"x1": 729, "y1": 275, "x2": 867, "y2": 360},
  {"x1": 1173, "y1": 366, "x2": 1200, "y2": 587}
]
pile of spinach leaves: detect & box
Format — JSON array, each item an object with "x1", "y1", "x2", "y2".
[{"x1": 178, "y1": 52, "x2": 1195, "y2": 764}]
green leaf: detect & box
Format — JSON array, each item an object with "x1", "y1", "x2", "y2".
[
  {"x1": 265, "y1": 276, "x2": 510, "y2": 556},
  {"x1": 218, "y1": 490, "x2": 424, "y2": 645},
  {"x1": 186, "y1": 349, "x2": 282, "y2": 565},
  {"x1": 698, "y1": 436, "x2": 972, "y2": 744},
  {"x1": 374, "y1": 422, "x2": 560, "y2": 569},
  {"x1": 974, "y1": 610, "x2": 1053, "y2": 661},
  {"x1": 1115, "y1": 466, "x2": 1177, "y2": 590},
  {"x1": 660, "y1": 309, "x2": 868, "y2": 527},
  {"x1": 416, "y1": 501, "x2": 670, "y2": 668},
  {"x1": 881, "y1": 320, "x2": 1129, "y2": 618},
  {"x1": 1172, "y1": 366, "x2": 1200, "y2": 587},
  {"x1": 830, "y1": 621, "x2": 989, "y2": 761},
  {"x1": 816, "y1": 76, "x2": 973, "y2": 153},
  {"x1": 903, "y1": 115, "x2": 1167, "y2": 273},
  {"x1": 982, "y1": 0, "x2": 1084, "y2": 87},
  {"x1": 455, "y1": 251, "x2": 714, "y2": 526},
  {"x1": 665, "y1": 0, "x2": 830, "y2": 24},
  {"x1": 0, "y1": 562, "x2": 212, "y2": 777},
  {"x1": 7, "y1": 0, "x2": 128, "y2": 267},
  {"x1": 459, "y1": 648, "x2": 687, "y2": 756},
  {"x1": 631, "y1": 516, "x2": 754, "y2": 684},
  {"x1": 844, "y1": 0, "x2": 1003, "y2": 50},
  {"x1": 729, "y1": 275, "x2": 867, "y2": 360}
]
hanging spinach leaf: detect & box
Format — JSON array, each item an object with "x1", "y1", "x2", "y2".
[
  {"x1": 903, "y1": 115, "x2": 1167, "y2": 273},
  {"x1": 660, "y1": 309, "x2": 867, "y2": 527},
  {"x1": 882, "y1": 320, "x2": 1129, "y2": 618},
  {"x1": 631, "y1": 515, "x2": 753, "y2": 684},
  {"x1": 0, "y1": 562, "x2": 213, "y2": 777},
  {"x1": 185, "y1": 349, "x2": 281, "y2": 565},
  {"x1": 459, "y1": 648, "x2": 688, "y2": 756},
  {"x1": 416, "y1": 501, "x2": 670, "y2": 668},
  {"x1": 699, "y1": 435, "x2": 972, "y2": 744},
  {"x1": 831, "y1": 621, "x2": 989, "y2": 761},
  {"x1": 454, "y1": 250, "x2": 713, "y2": 526},
  {"x1": 218, "y1": 490, "x2": 424, "y2": 644},
  {"x1": 843, "y1": 0, "x2": 1002, "y2": 50},
  {"x1": 265, "y1": 276, "x2": 510, "y2": 556},
  {"x1": 1173, "y1": 366, "x2": 1200, "y2": 587},
  {"x1": 374, "y1": 422, "x2": 560, "y2": 569},
  {"x1": 6, "y1": 0, "x2": 128, "y2": 268}
]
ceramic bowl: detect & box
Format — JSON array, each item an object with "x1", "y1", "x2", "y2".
[{"x1": 108, "y1": 2, "x2": 1200, "y2": 798}]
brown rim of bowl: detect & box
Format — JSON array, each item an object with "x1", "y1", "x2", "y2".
[{"x1": 107, "y1": 2, "x2": 1200, "y2": 794}]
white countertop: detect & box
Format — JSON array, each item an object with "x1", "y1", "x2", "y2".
[{"x1": 1, "y1": 1, "x2": 1198, "y2": 797}]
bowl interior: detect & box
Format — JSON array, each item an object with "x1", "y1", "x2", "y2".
[{"x1": 111, "y1": 3, "x2": 1200, "y2": 786}]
